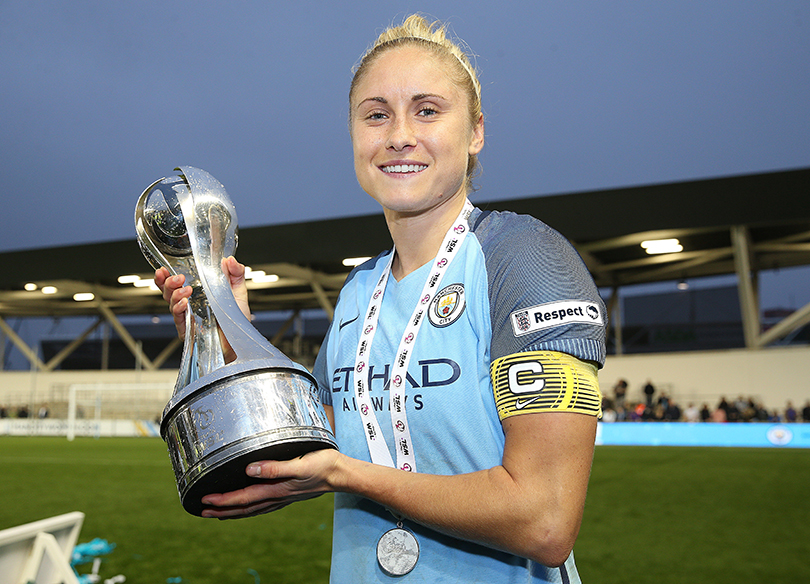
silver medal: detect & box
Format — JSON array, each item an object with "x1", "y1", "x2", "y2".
[{"x1": 377, "y1": 526, "x2": 420, "y2": 577}]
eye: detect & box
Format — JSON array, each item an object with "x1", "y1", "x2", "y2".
[
  {"x1": 417, "y1": 106, "x2": 438, "y2": 117},
  {"x1": 365, "y1": 111, "x2": 388, "y2": 121}
]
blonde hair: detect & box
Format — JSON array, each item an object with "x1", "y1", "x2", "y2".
[{"x1": 350, "y1": 14, "x2": 483, "y2": 189}]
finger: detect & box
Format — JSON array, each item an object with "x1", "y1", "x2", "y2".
[
  {"x1": 245, "y1": 459, "x2": 300, "y2": 481},
  {"x1": 163, "y1": 276, "x2": 188, "y2": 304},
  {"x1": 224, "y1": 257, "x2": 248, "y2": 300},
  {"x1": 166, "y1": 286, "x2": 191, "y2": 338},
  {"x1": 171, "y1": 298, "x2": 188, "y2": 332},
  {"x1": 201, "y1": 481, "x2": 287, "y2": 508},
  {"x1": 221, "y1": 256, "x2": 251, "y2": 320},
  {"x1": 154, "y1": 267, "x2": 170, "y2": 290},
  {"x1": 170, "y1": 289, "x2": 190, "y2": 314},
  {"x1": 201, "y1": 489, "x2": 319, "y2": 519},
  {"x1": 223, "y1": 256, "x2": 245, "y2": 281},
  {"x1": 201, "y1": 500, "x2": 290, "y2": 520}
]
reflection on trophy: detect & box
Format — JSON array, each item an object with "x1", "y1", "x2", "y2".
[{"x1": 135, "y1": 166, "x2": 337, "y2": 516}]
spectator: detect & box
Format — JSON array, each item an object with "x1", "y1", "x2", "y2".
[
  {"x1": 664, "y1": 400, "x2": 681, "y2": 421},
  {"x1": 627, "y1": 403, "x2": 644, "y2": 422},
  {"x1": 612, "y1": 379, "x2": 628, "y2": 409},
  {"x1": 700, "y1": 403, "x2": 712, "y2": 422},
  {"x1": 643, "y1": 379, "x2": 656, "y2": 407},
  {"x1": 711, "y1": 406, "x2": 727, "y2": 423},
  {"x1": 739, "y1": 399, "x2": 756, "y2": 422},
  {"x1": 720, "y1": 396, "x2": 740, "y2": 422},
  {"x1": 785, "y1": 401, "x2": 797, "y2": 423},
  {"x1": 717, "y1": 396, "x2": 730, "y2": 414},
  {"x1": 683, "y1": 403, "x2": 700, "y2": 423},
  {"x1": 802, "y1": 400, "x2": 810, "y2": 423},
  {"x1": 754, "y1": 402, "x2": 770, "y2": 422}
]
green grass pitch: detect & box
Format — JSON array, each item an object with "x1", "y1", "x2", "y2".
[{"x1": 1, "y1": 437, "x2": 808, "y2": 583}]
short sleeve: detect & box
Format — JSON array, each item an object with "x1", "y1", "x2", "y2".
[{"x1": 470, "y1": 209, "x2": 607, "y2": 367}]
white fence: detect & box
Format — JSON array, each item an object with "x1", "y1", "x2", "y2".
[{"x1": 1, "y1": 418, "x2": 161, "y2": 438}]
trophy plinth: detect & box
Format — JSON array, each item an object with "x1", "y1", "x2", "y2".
[{"x1": 135, "y1": 166, "x2": 337, "y2": 516}]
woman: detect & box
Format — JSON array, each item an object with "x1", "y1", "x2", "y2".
[{"x1": 158, "y1": 15, "x2": 606, "y2": 583}]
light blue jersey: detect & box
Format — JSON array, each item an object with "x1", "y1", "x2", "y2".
[{"x1": 314, "y1": 207, "x2": 606, "y2": 583}]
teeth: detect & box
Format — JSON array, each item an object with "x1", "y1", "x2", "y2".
[{"x1": 382, "y1": 164, "x2": 427, "y2": 174}]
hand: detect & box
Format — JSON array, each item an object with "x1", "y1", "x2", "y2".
[
  {"x1": 154, "y1": 267, "x2": 192, "y2": 340},
  {"x1": 155, "y1": 257, "x2": 250, "y2": 361},
  {"x1": 199, "y1": 448, "x2": 342, "y2": 519}
]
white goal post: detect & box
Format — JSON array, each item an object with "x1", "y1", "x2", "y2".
[{"x1": 67, "y1": 383, "x2": 173, "y2": 441}]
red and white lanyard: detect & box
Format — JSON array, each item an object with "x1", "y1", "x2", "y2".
[{"x1": 353, "y1": 200, "x2": 474, "y2": 471}]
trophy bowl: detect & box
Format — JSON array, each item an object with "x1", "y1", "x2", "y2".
[{"x1": 135, "y1": 166, "x2": 337, "y2": 516}]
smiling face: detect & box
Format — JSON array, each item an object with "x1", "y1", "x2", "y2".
[{"x1": 349, "y1": 45, "x2": 484, "y2": 220}]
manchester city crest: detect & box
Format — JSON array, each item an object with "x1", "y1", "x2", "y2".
[{"x1": 428, "y1": 284, "x2": 466, "y2": 327}]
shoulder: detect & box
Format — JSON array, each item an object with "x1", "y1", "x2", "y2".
[
  {"x1": 469, "y1": 207, "x2": 585, "y2": 271},
  {"x1": 342, "y1": 250, "x2": 392, "y2": 290},
  {"x1": 469, "y1": 205, "x2": 607, "y2": 366},
  {"x1": 470, "y1": 207, "x2": 562, "y2": 245},
  {"x1": 332, "y1": 250, "x2": 393, "y2": 311},
  {"x1": 469, "y1": 206, "x2": 594, "y2": 297}
]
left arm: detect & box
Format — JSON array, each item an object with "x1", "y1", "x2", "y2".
[{"x1": 200, "y1": 408, "x2": 596, "y2": 567}]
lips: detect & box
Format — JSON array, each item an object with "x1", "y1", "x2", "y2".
[{"x1": 380, "y1": 164, "x2": 427, "y2": 174}]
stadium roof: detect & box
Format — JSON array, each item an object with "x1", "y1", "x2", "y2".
[{"x1": 1, "y1": 166, "x2": 809, "y2": 368}]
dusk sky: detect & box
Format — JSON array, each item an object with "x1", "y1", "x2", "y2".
[
  {"x1": 2, "y1": 1, "x2": 808, "y2": 246},
  {"x1": 1, "y1": 1, "x2": 809, "y2": 307}
]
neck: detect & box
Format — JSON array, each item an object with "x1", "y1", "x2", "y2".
[{"x1": 385, "y1": 195, "x2": 467, "y2": 281}]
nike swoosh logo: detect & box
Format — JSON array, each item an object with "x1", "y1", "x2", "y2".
[
  {"x1": 339, "y1": 315, "x2": 359, "y2": 330},
  {"x1": 514, "y1": 396, "x2": 542, "y2": 410}
]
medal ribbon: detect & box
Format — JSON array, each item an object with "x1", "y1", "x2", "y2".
[{"x1": 353, "y1": 200, "x2": 474, "y2": 472}]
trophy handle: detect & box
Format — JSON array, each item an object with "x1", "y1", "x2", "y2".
[
  {"x1": 175, "y1": 166, "x2": 290, "y2": 365},
  {"x1": 135, "y1": 175, "x2": 227, "y2": 386}
]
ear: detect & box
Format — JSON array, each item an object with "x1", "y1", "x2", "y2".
[{"x1": 468, "y1": 113, "x2": 485, "y2": 156}]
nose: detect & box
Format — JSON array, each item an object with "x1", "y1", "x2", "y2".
[{"x1": 385, "y1": 116, "x2": 416, "y2": 152}]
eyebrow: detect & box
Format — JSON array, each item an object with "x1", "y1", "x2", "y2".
[{"x1": 355, "y1": 93, "x2": 447, "y2": 110}]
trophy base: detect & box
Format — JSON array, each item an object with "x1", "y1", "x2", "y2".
[
  {"x1": 181, "y1": 432, "x2": 335, "y2": 517},
  {"x1": 160, "y1": 364, "x2": 337, "y2": 517}
]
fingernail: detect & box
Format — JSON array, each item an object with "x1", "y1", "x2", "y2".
[{"x1": 247, "y1": 464, "x2": 262, "y2": 477}]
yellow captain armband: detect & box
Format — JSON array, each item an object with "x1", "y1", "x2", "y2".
[{"x1": 490, "y1": 351, "x2": 602, "y2": 421}]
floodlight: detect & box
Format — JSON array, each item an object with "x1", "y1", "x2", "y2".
[
  {"x1": 342, "y1": 256, "x2": 372, "y2": 267},
  {"x1": 640, "y1": 239, "x2": 683, "y2": 254}
]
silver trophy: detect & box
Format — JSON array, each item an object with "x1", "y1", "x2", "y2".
[{"x1": 135, "y1": 166, "x2": 337, "y2": 516}]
